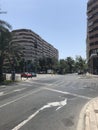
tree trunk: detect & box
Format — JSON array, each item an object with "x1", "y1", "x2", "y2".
[{"x1": 0, "y1": 56, "x2": 4, "y2": 82}]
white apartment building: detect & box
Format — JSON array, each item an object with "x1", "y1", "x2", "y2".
[{"x1": 11, "y1": 29, "x2": 59, "y2": 63}]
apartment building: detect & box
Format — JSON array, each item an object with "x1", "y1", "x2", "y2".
[
  {"x1": 11, "y1": 29, "x2": 58, "y2": 63},
  {"x1": 87, "y1": 0, "x2": 98, "y2": 74}
]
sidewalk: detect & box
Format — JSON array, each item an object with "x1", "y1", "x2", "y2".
[
  {"x1": 77, "y1": 97, "x2": 98, "y2": 130},
  {"x1": 86, "y1": 72, "x2": 98, "y2": 78}
]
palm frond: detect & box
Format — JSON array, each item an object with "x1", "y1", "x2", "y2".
[{"x1": 0, "y1": 20, "x2": 12, "y2": 30}]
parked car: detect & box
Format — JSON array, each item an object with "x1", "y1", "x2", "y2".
[{"x1": 21, "y1": 72, "x2": 32, "y2": 78}]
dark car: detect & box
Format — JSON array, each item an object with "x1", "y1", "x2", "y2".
[
  {"x1": 21, "y1": 72, "x2": 32, "y2": 78},
  {"x1": 78, "y1": 70, "x2": 84, "y2": 75}
]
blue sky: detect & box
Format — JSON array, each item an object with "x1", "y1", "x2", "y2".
[{"x1": 0, "y1": 0, "x2": 88, "y2": 59}]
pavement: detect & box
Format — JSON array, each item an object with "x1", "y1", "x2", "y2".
[
  {"x1": 86, "y1": 72, "x2": 98, "y2": 78},
  {"x1": 77, "y1": 97, "x2": 98, "y2": 130},
  {"x1": 77, "y1": 73, "x2": 98, "y2": 130}
]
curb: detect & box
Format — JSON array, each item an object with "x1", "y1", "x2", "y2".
[{"x1": 77, "y1": 97, "x2": 98, "y2": 130}]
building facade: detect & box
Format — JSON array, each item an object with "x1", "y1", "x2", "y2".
[
  {"x1": 87, "y1": 0, "x2": 98, "y2": 74},
  {"x1": 11, "y1": 29, "x2": 59, "y2": 63}
]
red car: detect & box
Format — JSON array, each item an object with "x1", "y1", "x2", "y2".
[{"x1": 21, "y1": 72, "x2": 32, "y2": 78}]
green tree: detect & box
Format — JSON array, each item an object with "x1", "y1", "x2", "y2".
[
  {"x1": 38, "y1": 57, "x2": 58, "y2": 73},
  {"x1": 75, "y1": 56, "x2": 87, "y2": 73},
  {"x1": 8, "y1": 43, "x2": 23, "y2": 71},
  {"x1": 0, "y1": 20, "x2": 22, "y2": 81},
  {"x1": 58, "y1": 59, "x2": 66, "y2": 74},
  {"x1": 46, "y1": 57, "x2": 58, "y2": 73},
  {"x1": 65, "y1": 57, "x2": 75, "y2": 73},
  {"x1": 0, "y1": 20, "x2": 12, "y2": 82},
  {"x1": 0, "y1": 20, "x2": 11, "y2": 30},
  {"x1": 38, "y1": 57, "x2": 47, "y2": 72}
]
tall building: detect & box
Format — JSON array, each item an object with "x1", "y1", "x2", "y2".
[
  {"x1": 87, "y1": 0, "x2": 98, "y2": 74},
  {"x1": 11, "y1": 29, "x2": 59, "y2": 63}
]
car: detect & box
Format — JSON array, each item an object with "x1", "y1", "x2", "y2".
[
  {"x1": 31, "y1": 72, "x2": 37, "y2": 77},
  {"x1": 78, "y1": 70, "x2": 84, "y2": 75},
  {"x1": 21, "y1": 72, "x2": 32, "y2": 78}
]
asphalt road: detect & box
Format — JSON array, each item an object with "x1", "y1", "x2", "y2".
[{"x1": 0, "y1": 74, "x2": 98, "y2": 130}]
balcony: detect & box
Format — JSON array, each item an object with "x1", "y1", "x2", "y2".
[{"x1": 88, "y1": 21, "x2": 93, "y2": 27}]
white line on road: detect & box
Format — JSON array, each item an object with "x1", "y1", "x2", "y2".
[
  {"x1": 0, "y1": 88, "x2": 26, "y2": 97},
  {"x1": 0, "y1": 88, "x2": 42, "y2": 109},
  {"x1": 16, "y1": 83, "x2": 34, "y2": 86},
  {"x1": 44, "y1": 87, "x2": 91, "y2": 100},
  {"x1": 0, "y1": 92, "x2": 4, "y2": 96},
  {"x1": 11, "y1": 98, "x2": 67, "y2": 130},
  {"x1": 0, "y1": 85, "x2": 6, "y2": 88},
  {"x1": 13, "y1": 88, "x2": 26, "y2": 92},
  {"x1": 12, "y1": 110, "x2": 39, "y2": 130}
]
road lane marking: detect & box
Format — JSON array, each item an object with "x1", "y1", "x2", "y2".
[
  {"x1": 19, "y1": 82, "x2": 52, "y2": 86},
  {"x1": 0, "y1": 88, "x2": 26, "y2": 97},
  {"x1": 12, "y1": 98, "x2": 67, "y2": 130},
  {"x1": 0, "y1": 85, "x2": 6, "y2": 88},
  {"x1": 0, "y1": 92, "x2": 4, "y2": 96},
  {"x1": 44, "y1": 87, "x2": 91, "y2": 100},
  {"x1": 12, "y1": 110, "x2": 39, "y2": 130},
  {"x1": 40, "y1": 98, "x2": 67, "y2": 111},
  {"x1": 16, "y1": 83, "x2": 34, "y2": 86},
  {"x1": 0, "y1": 88, "x2": 42, "y2": 109},
  {"x1": 17, "y1": 78, "x2": 65, "y2": 87},
  {"x1": 13, "y1": 88, "x2": 26, "y2": 92}
]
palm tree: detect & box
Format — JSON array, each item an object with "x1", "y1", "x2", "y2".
[
  {"x1": 0, "y1": 20, "x2": 12, "y2": 30},
  {"x1": 0, "y1": 20, "x2": 12, "y2": 82}
]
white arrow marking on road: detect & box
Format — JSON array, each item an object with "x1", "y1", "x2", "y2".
[
  {"x1": 40, "y1": 98, "x2": 67, "y2": 111},
  {"x1": 0, "y1": 92, "x2": 4, "y2": 96},
  {"x1": 12, "y1": 98, "x2": 67, "y2": 130}
]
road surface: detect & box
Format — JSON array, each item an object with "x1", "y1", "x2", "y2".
[{"x1": 0, "y1": 74, "x2": 98, "y2": 130}]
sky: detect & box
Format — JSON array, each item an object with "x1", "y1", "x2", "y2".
[{"x1": 0, "y1": 0, "x2": 88, "y2": 59}]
